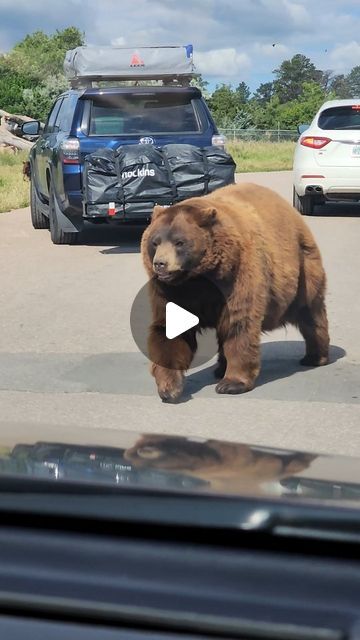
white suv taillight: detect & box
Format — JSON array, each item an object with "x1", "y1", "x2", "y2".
[
  {"x1": 60, "y1": 138, "x2": 80, "y2": 164},
  {"x1": 211, "y1": 134, "x2": 226, "y2": 148},
  {"x1": 300, "y1": 136, "x2": 331, "y2": 149}
]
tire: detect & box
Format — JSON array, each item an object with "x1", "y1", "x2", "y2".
[
  {"x1": 30, "y1": 180, "x2": 49, "y2": 229},
  {"x1": 293, "y1": 188, "x2": 314, "y2": 215},
  {"x1": 49, "y1": 185, "x2": 78, "y2": 245}
]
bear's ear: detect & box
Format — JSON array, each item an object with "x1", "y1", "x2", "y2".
[
  {"x1": 151, "y1": 205, "x2": 166, "y2": 222},
  {"x1": 198, "y1": 207, "x2": 217, "y2": 227}
]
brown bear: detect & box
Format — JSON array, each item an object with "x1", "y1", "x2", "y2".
[
  {"x1": 141, "y1": 183, "x2": 330, "y2": 402},
  {"x1": 125, "y1": 433, "x2": 316, "y2": 495}
]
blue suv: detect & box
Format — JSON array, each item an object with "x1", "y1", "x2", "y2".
[{"x1": 22, "y1": 85, "x2": 222, "y2": 244}]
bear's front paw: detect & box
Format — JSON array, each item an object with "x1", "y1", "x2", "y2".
[
  {"x1": 215, "y1": 378, "x2": 252, "y2": 395},
  {"x1": 159, "y1": 385, "x2": 184, "y2": 403},
  {"x1": 153, "y1": 367, "x2": 185, "y2": 403}
]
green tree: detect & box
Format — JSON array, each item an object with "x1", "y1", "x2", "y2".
[
  {"x1": 253, "y1": 81, "x2": 330, "y2": 129},
  {"x1": 273, "y1": 54, "x2": 321, "y2": 103},
  {"x1": 0, "y1": 58, "x2": 33, "y2": 113},
  {"x1": 208, "y1": 83, "x2": 254, "y2": 128},
  {"x1": 208, "y1": 84, "x2": 238, "y2": 126},
  {"x1": 329, "y1": 74, "x2": 351, "y2": 99},
  {"x1": 22, "y1": 76, "x2": 69, "y2": 121},
  {"x1": 252, "y1": 81, "x2": 274, "y2": 105},
  {"x1": 253, "y1": 95, "x2": 281, "y2": 129},
  {"x1": 318, "y1": 69, "x2": 333, "y2": 92},
  {"x1": 347, "y1": 66, "x2": 360, "y2": 98},
  {"x1": 10, "y1": 27, "x2": 84, "y2": 81},
  {"x1": 0, "y1": 27, "x2": 84, "y2": 117},
  {"x1": 191, "y1": 73, "x2": 210, "y2": 98},
  {"x1": 235, "y1": 81, "x2": 250, "y2": 104}
]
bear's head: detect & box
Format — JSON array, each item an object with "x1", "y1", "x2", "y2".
[
  {"x1": 124, "y1": 434, "x2": 223, "y2": 472},
  {"x1": 141, "y1": 202, "x2": 221, "y2": 284},
  {"x1": 124, "y1": 434, "x2": 316, "y2": 492}
]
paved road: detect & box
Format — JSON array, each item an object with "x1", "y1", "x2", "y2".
[{"x1": 1, "y1": 171, "x2": 359, "y2": 455}]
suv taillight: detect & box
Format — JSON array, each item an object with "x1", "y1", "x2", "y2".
[
  {"x1": 60, "y1": 138, "x2": 80, "y2": 164},
  {"x1": 300, "y1": 136, "x2": 331, "y2": 149},
  {"x1": 211, "y1": 134, "x2": 226, "y2": 148}
]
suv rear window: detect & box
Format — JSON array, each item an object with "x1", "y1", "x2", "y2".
[
  {"x1": 318, "y1": 106, "x2": 360, "y2": 130},
  {"x1": 88, "y1": 93, "x2": 201, "y2": 136}
]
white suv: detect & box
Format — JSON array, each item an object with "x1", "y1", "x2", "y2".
[{"x1": 293, "y1": 99, "x2": 360, "y2": 215}]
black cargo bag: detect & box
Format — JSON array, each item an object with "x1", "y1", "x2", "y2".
[
  {"x1": 204, "y1": 146, "x2": 237, "y2": 192},
  {"x1": 83, "y1": 147, "x2": 119, "y2": 205},
  {"x1": 162, "y1": 144, "x2": 208, "y2": 198},
  {"x1": 115, "y1": 145, "x2": 175, "y2": 203},
  {"x1": 83, "y1": 143, "x2": 235, "y2": 216},
  {"x1": 162, "y1": 144, "x2": 235, "y2": 199}
]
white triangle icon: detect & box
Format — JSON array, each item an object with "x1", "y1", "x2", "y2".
[{"x1": 166, "y1": 302, "x2": 199, "y2": 340}]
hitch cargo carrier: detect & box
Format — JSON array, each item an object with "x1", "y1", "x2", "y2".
[
  {"x1": 83, "y1": 144, "x2": 236, "y2": 222},
  {"x1": 64, "y1": 45, "x2": 195, "y2": 87}
]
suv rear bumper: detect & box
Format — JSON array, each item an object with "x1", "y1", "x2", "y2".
[
  {"x1": 65, "y1": 195, "x2": 153, "y2": 222},
  {"x1": 294, "y1": 167, "x2": 360, "y2": 198},
  {"x1": 83, "y1": 201, "x2": 157, "y2": 222}
]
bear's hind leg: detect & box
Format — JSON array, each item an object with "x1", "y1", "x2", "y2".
[
  {"x1": 215, "y1": 322, "x2": 261, "y2": 394},
  {"x1": 298, "y1": 298, "x2": 330, "y2": 367}
]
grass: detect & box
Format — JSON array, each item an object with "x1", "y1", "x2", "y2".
[
  {"x1": 0, "y1": 151, "x2": 30, "y2": 213},
  {"x1": 227, "y1": 140, "x2": 296, "y2": 173},
  {"x1": 0, "y1": 141, "x2": 295, "y2": 213}
]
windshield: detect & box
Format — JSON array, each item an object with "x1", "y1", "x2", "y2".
[
  {"x1": 318, "y1": 106, "x2": 360, "y2": 130},
  {"x1": 88, "y1": 94, "x2": 201, "y2": 135},
  {"x1": 0, "y1": 2, "x2": 359, "y2": 536}
]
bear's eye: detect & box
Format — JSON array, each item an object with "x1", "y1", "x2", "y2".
[
  {"x1": 152, "y1": 237, "x2": 161, "y2": 248},
  {"x1": 137, "y1": 446, "x2": 162, "y2": 460},
  {"x1": 174, "y1": 240, "x2": 185, "y2": 248}
]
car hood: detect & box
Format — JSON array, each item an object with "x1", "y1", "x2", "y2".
[{"x1": 1, "y1": 430, "x2": 360, "y2": 505}]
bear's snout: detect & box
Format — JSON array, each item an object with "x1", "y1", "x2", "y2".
[
  {"x1": 153, "y1": 258, "x2": 168, "y2": 274},
  {"x1": 152, "y1": 243, "x2": 181, "y2": 280}
]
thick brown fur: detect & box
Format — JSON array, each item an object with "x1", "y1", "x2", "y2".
[
  {"x1": 125, "y1": 434, "x2": 316, "y2": 494},
  {"x1": 141, "y1": 183, "x2": 330, "y2": 402}
]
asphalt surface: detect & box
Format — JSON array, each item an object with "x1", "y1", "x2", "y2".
[{"x1": 0, "y1": 171, "x2": 359, "y2": 455}]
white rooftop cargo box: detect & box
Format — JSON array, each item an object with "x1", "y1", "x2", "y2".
[{"x1": 64, "y1": 45, "x2": 194, "y2": 86}]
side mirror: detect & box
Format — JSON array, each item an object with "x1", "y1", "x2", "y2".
[
  {"x1": 21, "y1": 121, "x2": 41, "y2": 137},
  {"x1": 297, "y1": 124, "x2": 309, "y2": 135}
]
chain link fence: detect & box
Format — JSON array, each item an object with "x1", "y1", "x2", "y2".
[{"x1": 219, "y1": 128, "x2": 299, "y2": 143}]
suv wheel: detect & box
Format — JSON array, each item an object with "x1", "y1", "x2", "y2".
[
  {"x1": 30, "y1": 180, "x2": 49, "y2": 229},
  {"x1": 49, "y1": 185, "x2": 78, "y2": 245},
  {"x1": 293, "y1": 188, "x2": 314, "y2": 216}
]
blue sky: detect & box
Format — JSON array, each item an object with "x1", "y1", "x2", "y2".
[{"x1": 1, "y1": 0, "x2": 360, "y2": 93}]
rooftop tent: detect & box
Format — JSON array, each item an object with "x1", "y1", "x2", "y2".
[{"x1": 64, "y1": 45, "x2": 195, "y2": 85}]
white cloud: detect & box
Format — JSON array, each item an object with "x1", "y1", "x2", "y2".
[
  {"x1": 284, "y1": 0, "x2": 311, "y2": 27},
  {"x1": 329, "y1": 41, "x2": 360, "y2": 72},
  {"x1": 195, "y1": 48, "x2": 251, "y2": 77},
  {"x1": 111, "y1": 36, "x2": 126, "y2": 46},
  {"x1": 253, "y1": 43, "x2": 289, "y2": 57}
]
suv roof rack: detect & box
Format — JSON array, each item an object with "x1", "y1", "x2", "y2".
[{"x1": 64, "y1": 45, "x2": 196, "y2": 89}]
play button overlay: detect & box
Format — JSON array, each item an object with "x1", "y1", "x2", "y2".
[
  {"x1": 166, "y1": 303, "x2": 199, "y2": 339},
  {"x1": 130, "y1": 278, "x2": 230, "y2": 370}
]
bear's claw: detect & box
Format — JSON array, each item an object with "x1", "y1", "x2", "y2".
[
  {"x1": 155, "y1": 369, "x2": 185, "y2": 403},
  {"x1": 215, "y1": 378, "x2": 250, "y2": 395},
  {"x1": 159, "y1": 389, "x2": 183, "y2": 403}
]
